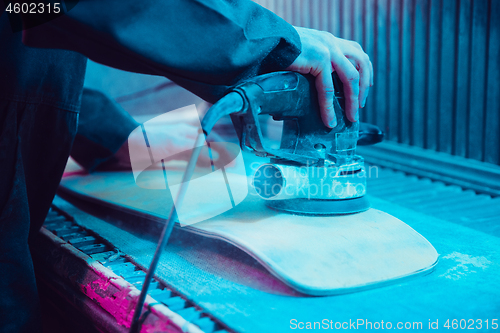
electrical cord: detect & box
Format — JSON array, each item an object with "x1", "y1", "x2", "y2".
[{"x1": 128, "y1": 92, "x2": 244, "y2": 333}]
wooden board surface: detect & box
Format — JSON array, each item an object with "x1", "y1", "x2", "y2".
[{"x1": 59, "y1": 170, "x2": 438, "y2": 295}]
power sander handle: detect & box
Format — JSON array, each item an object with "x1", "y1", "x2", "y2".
[
  {"x1": 229, "y1": 71, "x2": 352, "y2": 165},
  {"x1": 231, "y1": 71, "x2": 346, "y2": 122}
]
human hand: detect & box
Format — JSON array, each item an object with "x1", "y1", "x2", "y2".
[{"x1": 286, "y1": 27, "x2": 373, "y2": 127}]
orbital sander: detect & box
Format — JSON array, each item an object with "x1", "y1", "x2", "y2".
[
  {"x1": 128, "y1": 72, "x2": 387, "y2": 331},
  {"x1": 202, "y1": 71, "x2": 383, "y2": 215}
]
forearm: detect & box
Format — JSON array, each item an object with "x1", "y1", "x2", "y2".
[
  {"x1": 20, "y1": 0, "x2": 301, "y2": 102},
  {"x1": 70, "y1": 88, "x2": 139, "y2": 172}
]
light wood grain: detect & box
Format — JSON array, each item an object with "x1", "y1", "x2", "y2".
[{"x1": 60, "y1": 170, "x2": 438, "y2": 295}]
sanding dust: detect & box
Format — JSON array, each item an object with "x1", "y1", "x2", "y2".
[{"x1": 439, "y1": 252, "x2": 491, "y2": 280}]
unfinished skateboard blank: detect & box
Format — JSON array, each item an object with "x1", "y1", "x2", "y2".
[{"x1": 60, "y1": 170, "x2": 438, "y2": 296}]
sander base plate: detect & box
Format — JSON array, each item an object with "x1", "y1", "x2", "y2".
[{"x1": 265, "y1": 196, "x2": 371, "y2": 216}]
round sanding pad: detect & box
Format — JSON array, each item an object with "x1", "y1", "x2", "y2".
[{"x1": 265, "y1": 196, "x2": 371, "y2": 216}]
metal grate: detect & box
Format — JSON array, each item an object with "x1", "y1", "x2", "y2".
[
  {"x1": 254, "y1": 0, "x2": 500, "y2": 165},
  {"x1": 42, "y1": 207, "x2": 231, "y2": 333},
  {"x1": 366, "y1": 165, "x2": 500, "y2": 236}
]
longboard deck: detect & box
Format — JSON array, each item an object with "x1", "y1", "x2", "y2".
[{"x1": 59, "y1": 170, "x2": 438, "y2": 296}]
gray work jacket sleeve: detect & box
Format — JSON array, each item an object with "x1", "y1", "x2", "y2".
[{"x1": 20, "y1": 0, "x2": 302, "y2": 102}]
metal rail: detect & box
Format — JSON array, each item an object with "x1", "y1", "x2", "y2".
[{"x1": 255, "y1": 0, "x2": 500, "y2": 166}]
